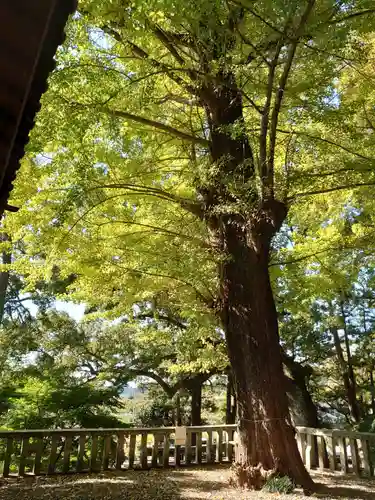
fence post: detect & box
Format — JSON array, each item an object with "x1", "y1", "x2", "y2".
[
  {"x1": 163, "y1": 433, "x2": 170, "y2": 468},
  {"x1": 349, "y1": 439, "x2": 360, "y2": 475},
  {"x1": 90, "y1": 435, "x2": 99, "y2": 472},
  {"x1": 48, "y1": 435, "x2": 59, "y2": 474},
  {"x1": 360, "y1": 439, "x2": 373, "y2": 477},
  {"x1": 116, "y1": 432, "x2": 125, "y2": 470},
  {"x1": 76, "y1": 435, "x2": 86, "y2": 472},
  {"x1": 33, "y1": 438, "x2": 43, "y2": 476},
  {"x1": 140, "y1": 433, "x2": 148, "y2": 469},
  {"x1": 128, "y1": 434, "x2": 136, "y2": 469},
  {"x1": 338, "y1": 437, "x2": 348, "y2": 474},
  {"x1": 3, "y1": 437, "x2": 13, "y2": 477}
]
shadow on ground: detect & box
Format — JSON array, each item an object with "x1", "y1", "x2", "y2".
[
  {"x1": 313, "y1": 471, "x2": 375, "y2": 499},
  {"x1": 0, "y1": 467, "x2": 373, "y2": 499},
  {"x1": 0, "y1": 468, "x2": 224, "y2": 500}
]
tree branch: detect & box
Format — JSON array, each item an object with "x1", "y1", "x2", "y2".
[
  {"x1": 150, "y1": 23, "x2": 185, "y2": 65},
  {"x1": 101, "y1": 107, "x2": 209, "y2": 147},
  {"x1": 289, "y1": 181, "x2": 375, "y2": 201},
  {"x1": 326, "y1": 9, "x2": 375, "y2": 25},
  {"x1": 87, "y1": 182, "x2": 204, "y2": 218},
  {"x1": 232, "y1": 1, "x2": 284, "y2": 35},
  {"x1": 94, "y1": 219, "x2": 209, "y2": 248},
  {"x1": 297, "y1": 165, "x2": 374, "y2": 179},
  {"x1": 260, "y1": 40, "x2": 282, "y2": 188},
  {"x1": 132, "y1": 370, "x2": 175, "y2": 397},
  {"x1": 267, "y1": 0, "x2": 316, "y2": 194},
  {"x1": 110, "y1": 262, "x2": 212, "y2": 306},
  {"x1": 276, "y1": 128, "x2": 373, "y2": 161}
]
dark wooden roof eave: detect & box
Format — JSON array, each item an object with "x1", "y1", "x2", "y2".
[{"x1": 0, "y1": 0, "x2": 78, "y2": 216}]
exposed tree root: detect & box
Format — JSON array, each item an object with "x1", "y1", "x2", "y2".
[
  {"x1": 228, "y1": 462, "x2": 278, "y2": 490},
  {"x1": 229, "y1": 461, "x2": 314, "y2": 496}
]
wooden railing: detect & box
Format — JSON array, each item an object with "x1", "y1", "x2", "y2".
[
  {"x1": 296, "y1": 426, "x2": 374, "y2": 477},
  {"x1": 0, "y1": 425, "x2": 373, "y2": 478},
  {"x1": 0, "y1": 424, "x2": 237, "y2": 477}
]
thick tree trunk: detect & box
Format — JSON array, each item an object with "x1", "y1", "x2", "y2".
[
  {"x1": 199, "y1": 67, "x2": 313, "y2": 491},
  {"x1": 190, "y1": 381, "x2": 202, "y2": 426},
  {"x1": 218, "y1": 218, "x2": 314, "y2": 492},
  {"x1": 331, "y1": 325, "x2": 361, "y2": 423},
  {"x1": 340, "y1": 301, "x2": 361, "y2": 421},
  {"x1": 226, "y1": 372, "x2": 237, "y2": 424},
  {"x1": 286, "y1": 375, "x2": 320, "y2": 428},
  {"x1": 282, "y1": 354, "x2": 319, "y2": 428},
  {"x1": 175, "y1": 392, "x2": 182, "y2": 426}
]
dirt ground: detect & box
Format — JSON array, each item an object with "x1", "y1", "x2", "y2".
[{"x1": 0, "y1": 466, "x2": 374, "y2": 499}]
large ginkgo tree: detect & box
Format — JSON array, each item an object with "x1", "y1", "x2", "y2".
[{"x1": 7, "y1": 0, "x2": 375, "y2": 491}]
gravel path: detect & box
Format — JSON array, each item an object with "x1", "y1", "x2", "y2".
[{"x1": 0, "y1": 466, "x2": 374, "y2": 499}]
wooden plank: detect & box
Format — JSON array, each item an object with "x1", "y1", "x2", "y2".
[
  {"x1": 76, "y1": 435, "x2": 86, "y2": 472},
  {"x1": 296, "y1": 427, "x2": 334, "y2": 437},
  {"x1": 185, "y1": 431, "x2": 192, "y2": 465},
  {"x1": 297, "y1": 433, "x2": 303, "y2": 458},
  {"x1": 3, "y1": 437, "x2": 13, "y2": 477},
  {"x1": 162, "y1": 433, "x2": 170, "y2": 468},
  {"x1": 140, "y1": 433, "x2": 148, "y2": 469},
  {"x1": 350, "y1": 439, "x2": 360, "y2": 475},
  {"x1": 33, "y1": 438, "x2": 43, "y2": 476},
  {"x1": 62, "y1": 435, "x2": 72, "y2": 474},
  {"x1": 158, "y1": 435, "x2": 164, "y2": 466},
  {"x1": 116, "y1": 433, "x2": 125, "y2": 470},
  {"x1": 206, "y1": 431, "x2": 213, "y2": 464},
  {"x1": 19, "y1": 437, "x2": 29, "y2": 476},
  {"x1": 196, "y1": 432, "x2": 202, "y2": 464},
  {"x1": 305, "y1": 433, "x2": 313, "y2": 470},
  {"x1": 339, "y1": 437, "x2": 348, "y2": 474},
  {"x1": 151, "y1": 434, "x2": 160, "y2": 468},
  {"x1": 217, "y1": 429, "x2": 223, "y2": 463},
  {"x1": 174, "y1": 444, "x2": 181, "y2": 466},
  {"x1": 324, "y1": 436, "x2": 336, "y2": 472},
  {"x1": 317, "y1": 436, "x2": 325, "y2": 470},
  {"x1": 90, "y1": 435, "x2": 98, "y2": 472},
  {"x1": 360, "y1": 439, "x2": 373, "y2": 477},
  {"x1": 102, "y1": 435, "x2": 112, "y2": 470},
  {"x1": 128, "y1": 434, "x2": 136, "y2": 469},
  {"x1": 300, "y1": 434, "x2": 307, "y2": 465},
  {"x1": 0, "y1": 425, "x2": 238, "y2": 439},
  {"x1": 333, "y1": 429, "x2": 375, "y2": 440},
  {"x1": 48, "y1": 436, "x2": 59, "y2": 474},
  {"x1": 227, "y1": 430, "x2": 234, "y2": 462}
]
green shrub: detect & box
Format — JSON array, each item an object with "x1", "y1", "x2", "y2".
[{"x1": 262, "y1": 474, "x2": 295, "y2": 494}]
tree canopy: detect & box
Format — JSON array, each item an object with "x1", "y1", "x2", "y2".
[{"x1": 3, "y1": 0, "x2": 375, "y2": 491}]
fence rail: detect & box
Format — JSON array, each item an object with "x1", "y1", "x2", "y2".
[
  {"x1": 296, "y1": 426, "x2": 375, "y2": 477},
  {"x1": 0, "y1": 424, "x2": 373, "y2": 478},
  {"x1": 0, "y1": 424, "x2": 237, "y2": 477}
]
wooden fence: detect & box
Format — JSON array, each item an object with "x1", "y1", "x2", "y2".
[
  {"x1": 296, "y1": 426, "x2": 374, "y2": 477},
  {"x1": 0, "y1": 424, "x2": 237, "y2": 477},
  {"x1": 0, "y1": 424, "x2": 373, "y2": 478}
]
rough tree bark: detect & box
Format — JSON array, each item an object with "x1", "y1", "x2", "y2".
[
  {"x1": 190, "y1": 380, "x2": 202, "y2": 426},
  {"x1": 217, "y1": 215, "x2": 313, "y2": 491},
  {"x1": 282, "y1": 354, "x2": 320, "y2": 428},
  {"x1": 226, "y1": 372, "x2": 237, "y2": 424},
  {"x1": 331, "y1": 324, "x2": 361, "y2": 423},
  {"x1": 340, "y1": 301, "x2": 361, "y2": 421},
  {"x1": 198, "y1": 56, "x2": 314, "y2": 489}
]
